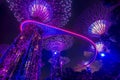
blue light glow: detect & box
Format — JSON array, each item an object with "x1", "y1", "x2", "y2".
[
  {"x1": 100, "y1": 53, "x2": 105, "y2": 57},
  {"x1": 54, "y1": 51, "x2": 57, "y2": 55}
]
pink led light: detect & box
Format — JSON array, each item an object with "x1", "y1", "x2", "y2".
[{"x1": 20, "y1": 20, "x2": 97, "y2": 68}]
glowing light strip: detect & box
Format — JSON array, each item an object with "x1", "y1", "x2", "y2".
[{"x1": 20, "y1": 20, "x2": 97, "y2": 68}]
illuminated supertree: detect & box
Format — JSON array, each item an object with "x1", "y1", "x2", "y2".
[
  {"x1": 76, "y1": 1, "x2": 112, "y2": 59},
  {"x1": 76, "y1": 1, "x2": 111, "y2": 37},
  {"x1": 6, "y1": 0, "x2": 72, "y2": 27},
  {"x1": 74, "y1": 1, "x2": 112, "y2": 73},
  {"x1": 43, "y1": 34, "x2": 73, "y2": 80}
]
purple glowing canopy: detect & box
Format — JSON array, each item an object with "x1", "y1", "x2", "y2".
[
  {"x1": 29, "y1": 0, "x2": 53, "y2": 23},
  {"x1": 75, "y1": 1, "x2": 111, "y2": 37},
  {"x1": 7, "y1": 0, "x2": 72, "y2": 27},
  {"x1": 88, "y1": 20, "x2": 109, "y2": 36},
  {"x1": 43, "y1": 35, "x2": 73, "y2": 52},
  {"x1": 91, "y1": 42, "x2": 105, "y2": 53}
]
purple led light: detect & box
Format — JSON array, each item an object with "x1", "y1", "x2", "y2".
[{"x1": 20, "y1": 20, "x2": 97, "y2": 68}]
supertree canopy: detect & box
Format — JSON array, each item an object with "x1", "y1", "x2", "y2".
[
  {"x1": 91, "y1": 41, "x2": 109, "y2": 53},
  {"x1": 76, "y1": 1, "x2": 111, "y2": 37},
  {"x1": 94, "y1": 42, "x2": 105, "y2": 52},
  {"x1": 73, "y1": 1, "x2": 113, "y2": 73},
  {"x1": 43, "y1": 35, "x2": 73, "y2": 52},
  {"x1": 29, "y1": 0, "x2": 53, "y2": 23},
  {"x1": 6, "y1": 0, "x2": 72, "y2": 27},
  {"x1": 88, "y1": 20, "x2": 109, "y2": 36}
]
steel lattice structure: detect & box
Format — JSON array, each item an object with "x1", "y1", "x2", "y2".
[{"x1": 0, "y1": 25, "x2": 42, "y2": 80}]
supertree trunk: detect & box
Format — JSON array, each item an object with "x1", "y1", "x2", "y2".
[{"x1": 0, "y1": 24, "x2": 42, "y2": 80}]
